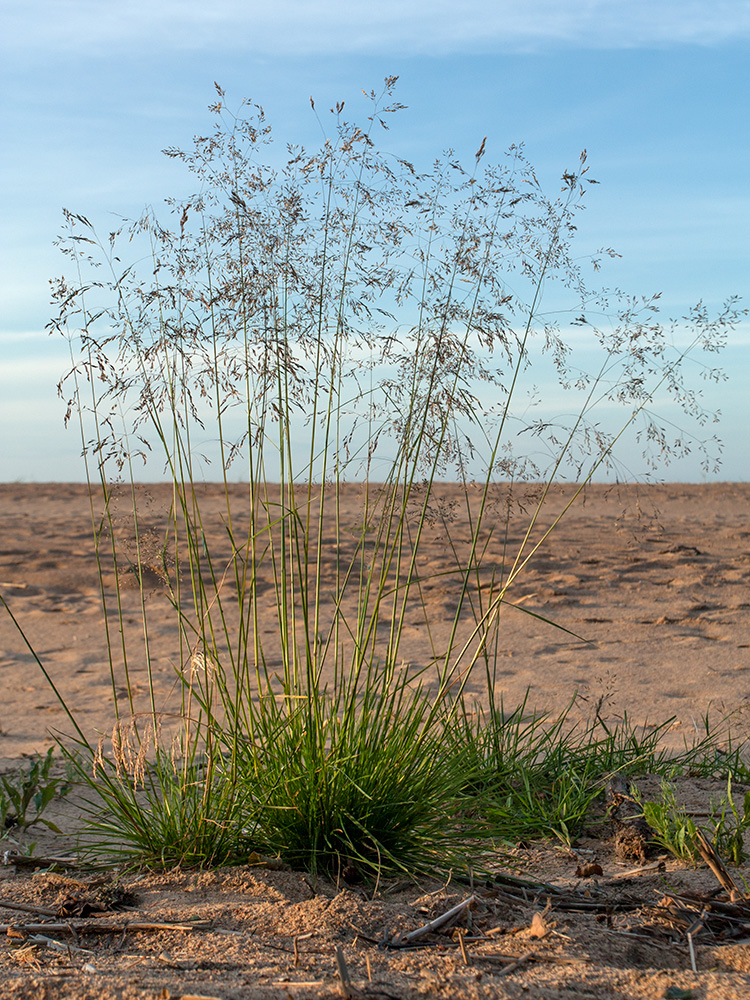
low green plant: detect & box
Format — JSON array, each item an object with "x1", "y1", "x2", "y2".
[
  {"x1": 63, "y1": 725, "x2": 247, "y2": 868},
  {"x1": 481, "y1": 757, "x2": 603, "y2": 847},
  {"x1": 453, "y1": 700, "x2": 596, "y2": 844},
  {"x1": 452, "y1": 700, "x2": 686, "y2": 846},
  {"x1": 0, "y1": 749, "x2": 68, "y2": 835},
  {"x1": 638, "y1": 776, "x2": 750, "y2": 865},
  {"x1": 638, "y1": 779, "x2": 701, "y2": 863},
  {"x1": 707, "y1": 777, "x2": 750, "y2": 866}
]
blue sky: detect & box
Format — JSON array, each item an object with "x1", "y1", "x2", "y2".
[{"x1": 1, "y1": 1, "x2": 748, "y2": 482}]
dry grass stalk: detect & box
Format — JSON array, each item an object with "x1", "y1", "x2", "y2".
[{"x1": 386, "y1": 894, "x2": 479, "y2": 947}]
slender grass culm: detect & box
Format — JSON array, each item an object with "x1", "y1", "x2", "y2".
[{"x1": 16, "y1": 77, "x2": 744, "y2": 875}]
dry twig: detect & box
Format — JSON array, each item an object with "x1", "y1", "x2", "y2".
[{"x1": 385, "y1": 894, "x2": 478, "y2": 948}]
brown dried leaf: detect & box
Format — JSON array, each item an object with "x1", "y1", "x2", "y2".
[{"x1": 575, "y1": 862, "x2": 603, "y2": 878}]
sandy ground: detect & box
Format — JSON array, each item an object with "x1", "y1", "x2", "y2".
[
  {"x1": 1, "y1": 481, "x2": 750, "y2": 998},
  {"x1": 1, "y1": 482, "x2": 748, "y2": 759}
]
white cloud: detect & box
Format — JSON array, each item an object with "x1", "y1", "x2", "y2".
[{"x1": 5, "y1": 0, "x2": 750, "y2": 57}]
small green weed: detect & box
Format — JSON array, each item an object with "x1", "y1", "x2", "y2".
[
  {"x1": 638, "y1": 776, "x2": 750, "y2": 865},
  {"x1": 0, "y1": 749, "x2": 69, "y2": 835},
  {"x1": 638, "y1": 780, "x2": 701, "y2": 863},
  {"x1": 708, "y1": 777, "x2": 750, "y2": 866}
]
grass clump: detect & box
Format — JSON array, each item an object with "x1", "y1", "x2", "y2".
[
  {"x1": 236, "y1": 666, "x2": 464, "y2": 877},
  {"x1": 70, "y1": 725, "x2": 248, "y2": 869},
  {"x1": 3, "y1": 78, "x2": 745, "y2": 875}
]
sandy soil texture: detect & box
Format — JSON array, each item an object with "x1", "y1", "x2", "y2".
[
  {"x1": 3, "y1": 784, "x2": 750, "y2": 1000},
  {"x1": 1, "y1": 482, "x2": 750, "y2": 998},
  {"x1": 1, "y1": 482, "x2": 748, "y2": 759}
]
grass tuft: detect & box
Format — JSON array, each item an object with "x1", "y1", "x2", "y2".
[
  {"x1": 235, "y1": 667, "x2": 464, "y2": 877},
  {"x1": 1, "y1": 79, "x2": 745, "y2": 875}
]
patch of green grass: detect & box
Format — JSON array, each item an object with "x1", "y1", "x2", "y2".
[
  {"x1": 234, "y1": 667, "x2": 467, "y2": 877},
  {"x1": 450, "y1": 700, "x2": 750, "y2": 850},
  {"x1": 63, "y1": 736, "x2": 248, "y2": 869}
]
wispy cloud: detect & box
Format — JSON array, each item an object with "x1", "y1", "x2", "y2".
[{"x1": 6, "y1": 0, "x2": 750, "y2": 57}]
